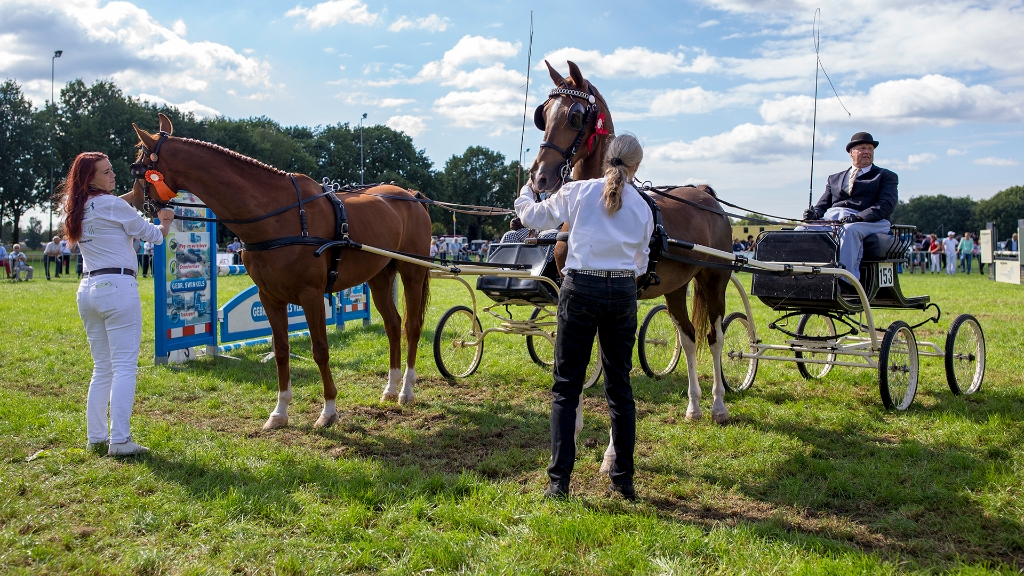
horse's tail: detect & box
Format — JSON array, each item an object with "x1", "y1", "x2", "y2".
[
  {"x1": 417, "y1": 265, "x2": 430, "y2": 329},
  {"x1": 691, "y1": 279, "x2": 710, "y2": 356}
]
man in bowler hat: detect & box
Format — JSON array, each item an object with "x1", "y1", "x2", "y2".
[{"x1": 802, "y1": 132, "x2": 898, "y2": 288}]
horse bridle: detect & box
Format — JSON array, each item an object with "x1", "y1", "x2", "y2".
[
  {"x1": 129, "y1": 131, "x2": 173, "y2": 217},
  {"x1": 534, "y1": 86, "x2": 600, "y2": 186}
]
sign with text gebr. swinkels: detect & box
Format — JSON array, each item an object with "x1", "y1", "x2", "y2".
[{"x1": 154, "y1": 192, "x2": 218, "y2": 363}]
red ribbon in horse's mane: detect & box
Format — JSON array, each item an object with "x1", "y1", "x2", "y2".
[{"x1": 587, "y1": 112, "x2": 609, "y2": 154}]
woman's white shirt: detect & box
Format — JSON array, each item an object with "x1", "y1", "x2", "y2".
[
  {"x1": 78, "y1": 193, "x2": 164, "y2": 273},
  {"x1": 514, "y1": 178, "x2": 654, "y2": 275}
]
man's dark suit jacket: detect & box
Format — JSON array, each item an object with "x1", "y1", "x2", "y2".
[{"x1": 810, "y1": 164, "x2": 898, "y2": 223}]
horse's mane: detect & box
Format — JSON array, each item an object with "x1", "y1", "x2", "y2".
[{"x1": 176, "y1": 138, "x2": 289, "y2": 175}]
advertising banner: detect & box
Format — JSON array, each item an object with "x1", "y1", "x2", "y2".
[{"x1": 154, "y1": 192, "x2": 218, "y2": 363}]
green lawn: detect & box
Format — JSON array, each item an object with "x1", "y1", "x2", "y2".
[{"x1": 1, "y1": 269, "x2": 1022, "y2": 574}]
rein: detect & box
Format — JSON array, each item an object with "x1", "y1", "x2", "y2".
[{"x1": 637, "y1": 181, "x2": 808, "y2": 226}]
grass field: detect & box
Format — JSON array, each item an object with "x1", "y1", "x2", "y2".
[{"x1": 1, "y1": 269, "x2": 1022, "y2": 574}]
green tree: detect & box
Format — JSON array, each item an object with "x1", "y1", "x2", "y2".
[
  {"x1": 436, "y1": 147, "x2": 518, "y2": 240},
  {"x1": 358, "y1": 124, "x2": 435, "y2": 195},
  {"x1": 971, "y1": 185, "x2": 1024, "y2": 240},
  {"x1": 889, "y1": 195, "x2": 975, "y2": 236},
  {"x1": 0, "y1": 79, "x2": 47, "y2": 244}
]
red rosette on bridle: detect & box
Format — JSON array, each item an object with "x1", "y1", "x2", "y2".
[
  {"x1": 587, "y1": 113, "x2": 610, "y2": 154},
  {"x1": 144, "y1": 170, "x2": 177, "y2": 201}
]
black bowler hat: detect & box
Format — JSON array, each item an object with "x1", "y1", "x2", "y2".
[{"x1": 846, "y1": 132, "x2": 879, "y2": 152}]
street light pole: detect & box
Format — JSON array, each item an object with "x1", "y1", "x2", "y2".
[
  {"x1": 49, "y1": 49, "x2": 62, "y2": 238},
  {"x1": 359, "y1": 112, "x2": 367, "y2": 185}
]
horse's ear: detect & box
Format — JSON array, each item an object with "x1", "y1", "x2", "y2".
[
  {"x1": 133, "y1": 123, "x2": 159, "y2": 151},
  {"x1": 158, "y1": 112, "x2": 174, "y2": 135},
  {"x1": 566, "y1": 61, "x2": 585, "y2": 88},
  {"x1": 545, "y1": 60, "x2": 565, "y2": 86}
]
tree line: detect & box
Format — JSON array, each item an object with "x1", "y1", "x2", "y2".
[
  {"x1": 3, "y1": 77, "x2": 1021, "y2": 248},
  {"x1": 0, "y1": 78, "x2": 523, "y2": 247}
]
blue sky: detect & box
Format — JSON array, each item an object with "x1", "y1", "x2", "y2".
[{"x1": 3, "y1": 0, "x2": 1023, "y2": 219}]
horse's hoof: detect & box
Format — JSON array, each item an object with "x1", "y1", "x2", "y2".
[
  {"x1": 712, "y1": 411, "x2": 729, "y2": 425},
  {"x1": 262, "y1": 414, "x2": 288, "y2": 430},
  {"x1": 599, "y1": 457, "x2": 614, "y2": 475},
  {"x1": 313, "y1": 412, "x2": 339, "y2": 429},
  {"x1": 685, "y1": 410, "x2": 702, "y2": 421},
  {"x1": 398, "y1": 393, "x2": 414, "y2": 405},
  {"x1": 381, "y1": 392, "x2": 398, "y2": 402}
]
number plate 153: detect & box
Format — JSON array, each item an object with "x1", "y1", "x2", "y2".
[{"x1": 878, "y1": 262, "x2": 894, "y2": 287}]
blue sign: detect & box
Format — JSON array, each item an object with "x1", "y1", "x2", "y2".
[
  {"x1": 154, "y1": 192, "x2": 218, "y2": 363},
  {"x1": 220, "y1": 284, "x2": 337, "y2": 343}
]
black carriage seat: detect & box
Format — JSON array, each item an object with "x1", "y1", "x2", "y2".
[
  {"x1": 476, "y1": 242, "x2": 560, "y2": 305},
  {"x1": 859, "y1": 224, "x2": 930, "y2": 310},
  {"x1": 750, "y1": 230, "x2": 863, "y2": 313}
]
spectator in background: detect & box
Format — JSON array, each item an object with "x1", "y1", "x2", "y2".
[
  {"x1": 928, "y1": 233, "x2": 941, "y2": 274},
  {"x1": 732, "y1": 237, "x2": 745, "y2": 252},
  {"x1": 973, "y1": 239, "x2": 983, "y2": 275},
  {"x1": 11, "y1": 243, "x2": 32, "y2": 281},
  {"x1": 142, "y1": 241, "x2": 154, "y2": 278},
  {"x1": 43, "y1": 235, "x2": 62, "y2": 279},
  {"x1": 746, "y1": 235, "x2": 756, "y2": 252},
  {"x1": 480, "y1": 240, "x2": 490, "y2": 262},
  {"x1": 73, "y1": 242, "x2": 83, "y2": 278},
  {"x1": 1007, "y1": 233, "x2": 1019, "y2": 252},
  {"x1": 429, "y1": 240, "x2": 438, "y2": 259},
  {"x1": 0, "y1": 242, "x2": 10, "y2": 278},
  {"x1": 227, "y1": 236, "x2": 242, "y2": 264},
  {"x1": 942, "y1": 231, "x2": 959, "y2": 275},
  {"x1": 917, "y1": 232, "x2": 931, "y2": 273},
  {"x1": 60, "y1": 236, "x2": 72, "y2": 275},
  {"x1": 958, "y1": 231, "x2": 975, "y2": 275}
]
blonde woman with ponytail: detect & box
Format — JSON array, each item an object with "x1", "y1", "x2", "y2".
[{"x1": 515, "y1": 133, "x2": 653, "y2": 501}]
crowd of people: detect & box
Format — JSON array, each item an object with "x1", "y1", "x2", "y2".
[{"x1": 906, "y1": 230, "x2": 1018, "y2": 276}]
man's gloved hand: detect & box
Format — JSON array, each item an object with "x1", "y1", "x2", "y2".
[
  {"x1": 802, "y1": 208, "x2": 818, "y2": 220},
  {"x1": 840, "y1": 214, "x2": 863, "y2": 224}
]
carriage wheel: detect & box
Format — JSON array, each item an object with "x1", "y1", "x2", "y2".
[
  {"x1": 795, "y1": 314, "x2": 838, "y2": 380},
  {"x1": 526, "y1": 307, "x2": 555, "y2": 368},
  {"x1": 721, "y1": 312, "x2": 757, "y2": 392},
  {"x1": 945, "y1": 313, "x2": 986, "y2": 395},
  {"x1": 433, "y1": 305, "x2": 484, "y2": 379},
  {"x1": 878, "y1": 321, "x2": 919, "y2": 410},
  {"x1": 638, "y1": 304, "x2": 682, "y2": 377}
]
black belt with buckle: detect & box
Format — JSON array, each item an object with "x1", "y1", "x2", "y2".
[
  {"x1": 85, "y1": 267, "x2": 136, "y2": 278},
  {"x1": 570, "y1": 269, "x2": 635, "y2": 278}
]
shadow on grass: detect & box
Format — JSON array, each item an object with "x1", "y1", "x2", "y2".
[
  {"x1": 649, "y1": 400, "x2": 1024, "y2": 569},
  {"x1": 310, "y1": 401, "x2": 550, "y2": 479}
]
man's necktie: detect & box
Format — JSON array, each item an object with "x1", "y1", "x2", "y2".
[{"x1": 846, "y1": 167, "x2": 857, "y2": 196}]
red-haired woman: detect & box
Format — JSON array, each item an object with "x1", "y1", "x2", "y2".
[{"x1": 62, "y1": 152, "x2": 175, "y2": 457}]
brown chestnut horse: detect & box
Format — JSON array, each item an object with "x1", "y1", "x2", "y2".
[
  {"x1": 531, "y1": 61, "x2": 733, "y2": 433},
  {"x1": 130, "y1": 114, "x2": 431, "y2": 431}
]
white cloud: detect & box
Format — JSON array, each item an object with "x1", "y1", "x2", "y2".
[
  {"x1": 947, "y1": 148, "x2": 967, "y2": 156},
  {"x1": 759, "y1": 75, "x2": 1024, "y2": 127},
  {"x1": 974, "y1": 157, "x2": 1019, "y2": 166},
  {"x1": 386, "y1": 115, "x2": 427, "y2": 137},
  {"x1": 884, "y1": 152, "x2": 937, "y2": 170},
  {"x1": 698, "y1": 19, "x2": 720, "y2": 28},
  {"x1": 0, "y1": 0, "x2": 272, "y2": 107},
  {"x1": 378, "y1": 98, "x2": 414, "y2": 107},
  {"x1": 285, "y1": 0, "x2": 378, "y2": 29},
  {"x1": 389, "y1": 14, "x2": 450, "y2": 33},
  {"x1": 136, "y1": 93, "x2": 220, "y2": 118},
  {"x1": 171, "y1": 19, "x2": 186, "y2": 36},
  {"x1": 652, "y1": 123, "x2": 831, "y2": 164},
  {"x1": 697, "y1": 1, "x2": 1024, "y2": 80},
  {"x1": 434, "y1": 88, "x2": 524, "y2": 131},
  {"x1": 540, "y1": 46, "x2": 718, "y2": 78}
]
